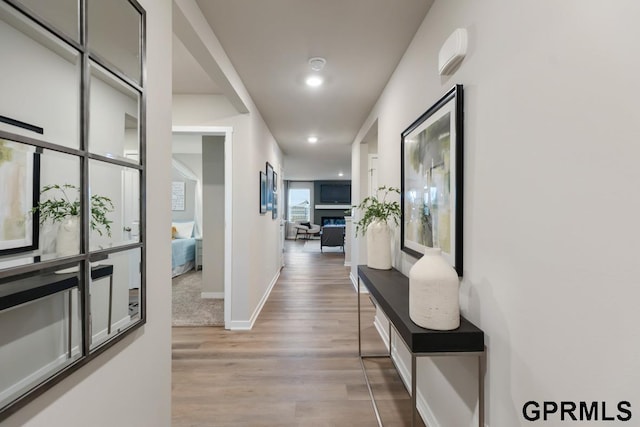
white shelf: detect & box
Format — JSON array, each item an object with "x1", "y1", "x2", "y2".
[{"x1": 315, "y1": 204, "x2": 351, "y2": 210}]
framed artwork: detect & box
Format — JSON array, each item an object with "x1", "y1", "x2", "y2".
[
  {"x1": 171, "y1": 181, "x2": 185, "y2": 211},
  {"x1": 259, "y1": 171, "x2": 267, "y2": 214},
  {"x1": 266, "y1": 162, "x2": 274, "y2": 211},
  {"x1": 0, "y1": 139, "x2": 40, "y2": 255},
  {"x1": 272, "y1": 191, "x2": 278, "y2": 219},
  {"x1": 401, "y1": 85, "x2": 463, "y2": 275},
  {"x1": 272, "y1": 171, "x2": 278, "y2": 192}
]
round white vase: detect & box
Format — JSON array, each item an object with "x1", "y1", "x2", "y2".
[
  {"x1": 57, "y1": 216, "x2": 80, "y2": 256},
  {"x1": 409, "y1": 247, "x2": 460, "y2": 330},
  {"x1": 366, "y1": 220, "x2": 391, "y2": 270}
]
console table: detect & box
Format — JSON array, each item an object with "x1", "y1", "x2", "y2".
[
  {"x1": 0, "y1": 264, "x2": 114, "y2": 356},
  {"x1": 357, "y1": 265, "x2": 485, "y2": 427}
]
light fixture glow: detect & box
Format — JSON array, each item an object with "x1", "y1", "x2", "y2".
[
  {"x1": 305, "y1": 75, "x2": 323, "y2": 87},
  {"x1": 338, "y1": 172, "x2": 344, "y2": 177},
  {"x1": 307, "y1": 136, "x2": 318, "y2": 144}
]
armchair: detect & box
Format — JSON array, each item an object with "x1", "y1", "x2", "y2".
[
  {"x1": 320, "y1": 226, "x2": 345, "y2": 252},
  {"x1": 292, "y1": 221, "x2": 321, "y2": 239}
]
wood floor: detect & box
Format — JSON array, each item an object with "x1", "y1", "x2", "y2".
[{"x1": 172, "y1": 240, "x2": 425, "y2": 427}]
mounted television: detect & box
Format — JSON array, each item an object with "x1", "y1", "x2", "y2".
[{"x1": 320, "y1": 183, "x2": 351, "y2": 204}]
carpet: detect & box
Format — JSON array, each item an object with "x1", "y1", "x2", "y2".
[
  {"x1": 172, "y1": 269, "x2": 224, "y2": 327},
  {"x1": 302, "y1": 239, "x2": 344, "y2": 253}
]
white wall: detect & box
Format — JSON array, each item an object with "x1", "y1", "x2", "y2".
[
  {"x1": 0, "y1": 9, "x2": 79, "y2": 148},
  {"x1": 173, "y1": 0, "x2": 283, "y2": 332},
  {"x1": 3, "y1": 0, "x2": 173, "y2": 425},
  {"x1": 202, "y1": 135, "x2": 224, "y2": 295},
  {"x1": 352, "y1": 0, "x2": 640, "y2": 425},
  {"x1": 173, "y1": 100, "x2": 283, "y2": 327}
]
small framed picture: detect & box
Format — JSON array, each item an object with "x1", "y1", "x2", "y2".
[
  {"x1": 266, "y1": 162, "x2": 274, "y2": 211},
  {"x1": 259, "y1": 171, "x2": 267, "y2": 214}
]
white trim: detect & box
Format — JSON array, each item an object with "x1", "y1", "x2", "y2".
[
  {"x1": 390, "y1": 344, "x2": 440, "y2": 427},
  {"x1": 350, "y1": 272, "x2": 358, "y2": 292},
  {"x1": 201, "y1": 292, "x2": 224, "y2": 299},
  {"x1": 344, "y1": 261, "x2": 351, "y2": 267},
  {"x1": 91, "y1": 315, "x2": 133, "y2": 345},
  {"x1": 371, "y1": 313, "x2": 440, "y2": 427},
  {"x1": 0, "y1": 346, "x2": 82, "y2": 404},
  {"x1": 315, "y1": 204, "x2": 351, "y2": 210},
  {"x1": 373, "y1": 313, "x2": 390, "y2": 352},
  {"x1": 223, "y1": 129, "x2": 233, "y2": 329},
  {"x1": 171, "y1": 126, "x2": 233, "y2": 330},
  {"x1": 228, "y1": 269, "x2": 280, "y2": 331},
  {"x1": 350, "y1": 271, "x2": 369, "y2": 294}
]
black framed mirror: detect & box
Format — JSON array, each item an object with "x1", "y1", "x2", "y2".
[{"x1": 0, "y1": 0, "x2": 146, "y2": 418}]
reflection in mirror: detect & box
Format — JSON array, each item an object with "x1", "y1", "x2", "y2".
[
  {"x1": 15, "y1": 0, "x2": 79, "y2": 41},
  {"x1": 0, "y1": 139, "x2": 80, "y2": 272},
  {"x1": 0, "y1": 262, "x2": 82, "y2": 409},
  {"x1": 89, "y1": 160, "x2": 139, "y2": 251},
  {"x1": 88, "y1": 0, "x2": 141, "y2": 83},
  {"x1": 89, "y1": 248, "x2": 140, "y2": 350},
  {"x1": 89, "y1": 63, "x2": 140, "y2": 163},
  {"x1": 0, "y1": 2, "x2": 80, "y2": 149}
]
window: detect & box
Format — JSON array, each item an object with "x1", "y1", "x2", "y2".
[{"x1": 288, "y1": 188, "x2": 310, "y2": 222}]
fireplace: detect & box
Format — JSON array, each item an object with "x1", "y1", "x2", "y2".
[{"x1": 321, "y1": 216, "x2": 345, "y2": 227}]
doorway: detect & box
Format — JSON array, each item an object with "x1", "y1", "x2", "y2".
[{"x1": 171, "y1": 126, "x2": 232, "y2": 329}]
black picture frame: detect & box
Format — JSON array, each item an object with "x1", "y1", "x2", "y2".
[
  {"x1": 272, "y1": 170, "x2": 278, "y2": 192},
  {"x1": 0, "y1": 141, "x2": 40, "y2": 256},
  {"x1": 266, "y1": 162, "x2": 274, "y2": 211},
  {"x1": 401, "y1": 84, "x2": 463, "y2": 275},
  {"x1": 259, "y1": 171, "x2": 267, "y2": 214}
]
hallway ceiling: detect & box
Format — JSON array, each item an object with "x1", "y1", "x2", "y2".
[{"x1": 173, "y1": 0, "x2": 433, "y2": 180}]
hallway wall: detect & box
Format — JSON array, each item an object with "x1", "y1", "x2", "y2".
[
  {"x1": 3, "y1": 0, "x2": 173, "y2": 425},
  {"x1": 202, "y1": 135, "x2": 225, "y2": 296},
  {"x1": 352, "y1": 0, "x2": 640, "y2": 425}
]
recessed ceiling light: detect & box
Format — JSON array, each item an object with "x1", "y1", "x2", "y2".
[
  {"x1": 308, "y1": 136, "x2": 318, "y2": 144},
  {"x1": 338, "y1": 172, "x2": 344, "y2": 177},
  {"x1": 309, "y1": 57, "x2": 326, "y2": 71},
  {"x1": 305, "y1": 75, "x2": 323, "y2": 87}
]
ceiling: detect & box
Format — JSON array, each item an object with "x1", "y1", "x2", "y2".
[{"x1": 172, "y1": 0, "x2": 433, "y2": 180}]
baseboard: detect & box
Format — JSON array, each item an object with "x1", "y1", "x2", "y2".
[
  {"x1": 201, "y1": 292, "x2": 224, "y2": 299},
  {"x1": 92, "y1": 316, "x2": 132, "y2": 343},
  {"x1": 350, "y1": 271, "x2": 369, "y2": 294},
  {"x1": 229, "y1": 269, "x2": 280, "y2": 331},
  {"x1": 390, "y1": 345, "x2": 440, "y2": 427},
  {"x1": 373, "y1": 313, "x2": 390, "y2": 352},
  {"x1": 0, "y1": 346, "x2": 81, "y2": 403},
  {"x1": 227, "y1": 319, "x2": 252, "y2": 330},
  {"x1": 372, "y1": 316, "x2": 440, "y2": 427}
]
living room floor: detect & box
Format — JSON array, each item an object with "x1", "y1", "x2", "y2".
[{"x1": 171, "y1": 240, "x2": 424, "y2": 426}]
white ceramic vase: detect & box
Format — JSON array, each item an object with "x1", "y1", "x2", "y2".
[
  {"x1": 56, "y1": 216, "x2": 80, "y2": 256},
  {"x1": 366, "y1": 220, "x2": 391, "y2": 270},
  {"x1": 409, "y1": 247, "x2": 460, "y2": 330}
]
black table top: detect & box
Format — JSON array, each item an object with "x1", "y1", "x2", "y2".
[
  {"x1": 0, "y1": 264, "x2": 114, "y2": 311},
  {"x1": 358, "y1": 265, "x2": 484, "y2": 353}
]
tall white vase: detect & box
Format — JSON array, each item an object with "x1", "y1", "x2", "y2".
[
  {"x1": 366, "y1": 220, "x2": 391, "y2": 270},
  {"x1": 409, "y1": 247, "x2": 460, "y2": 330},
  {"x1": 57, "y1": 216, "x2": 80, "y2": 256}
]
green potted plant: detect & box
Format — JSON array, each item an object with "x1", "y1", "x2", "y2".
[
  {"x1": 33, "y1": 184, "x2": 114, "y2": 255},
  {"x1": 353, "y1": 186, "x2": 401, "y2": 269}
]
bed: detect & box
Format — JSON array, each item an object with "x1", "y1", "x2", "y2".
[
  {"x1": 171, "y1": 221, "x2": 196, "y2": 277},
  {"x1": 172, "y1": 238, "x2": 195, "y2": 277}
]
